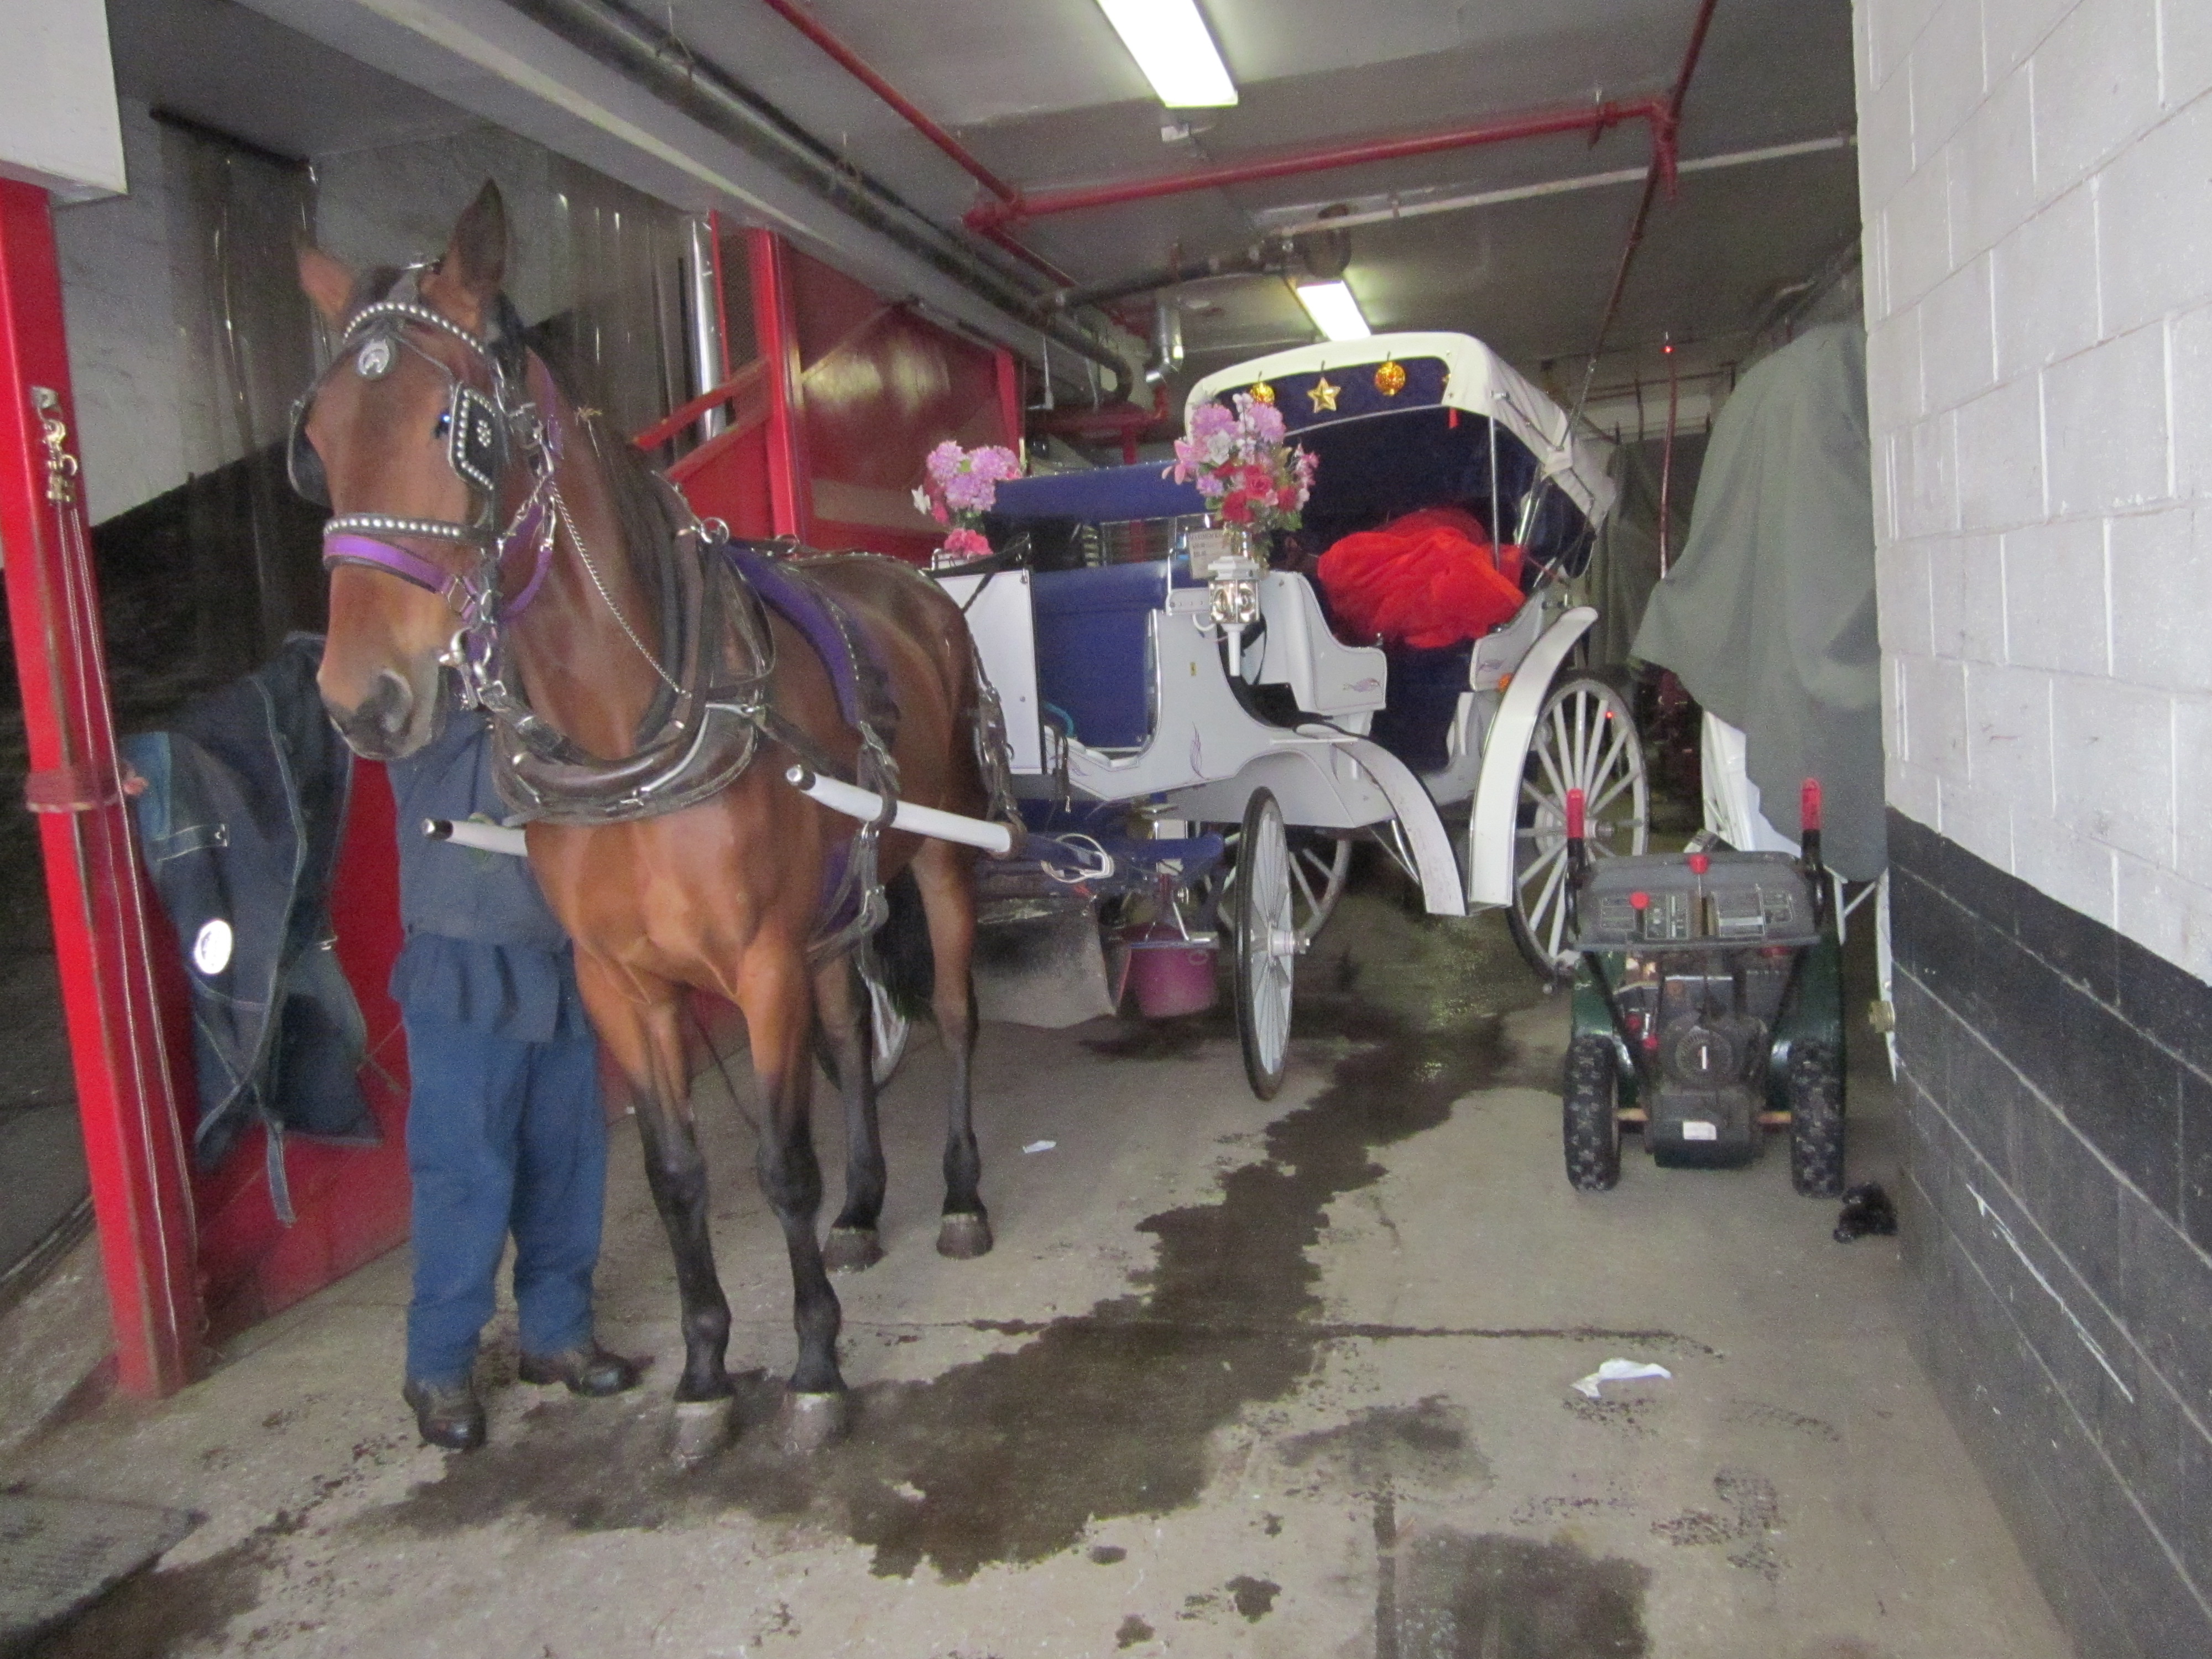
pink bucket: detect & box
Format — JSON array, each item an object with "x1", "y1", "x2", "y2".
[{"x1": 1124, "y1": 925, "x2": 1219, "y2": 1019}]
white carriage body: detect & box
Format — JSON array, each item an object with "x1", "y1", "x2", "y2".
[{"x1": 948, "y1": 330, "x2": 1626, "y2": 924}]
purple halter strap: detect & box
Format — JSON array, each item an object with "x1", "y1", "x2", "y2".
[{"x1": 322, "y1": 533, "x2": 466, "y2": 602}]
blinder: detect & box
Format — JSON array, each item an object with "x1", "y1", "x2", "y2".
[
  {"x1": 447, "y1": 384, "x2": 505, "y2": 496},
  {"x1": 286, "y1": 394, "x2": 329, "y2": 509},
  {"x1": 286, "y1": 269, "x2": 523, "y2": 533}
]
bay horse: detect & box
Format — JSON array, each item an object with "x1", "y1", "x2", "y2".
[{"x1": 295, "y1": 183, "x2": 996, "y2": 1457}]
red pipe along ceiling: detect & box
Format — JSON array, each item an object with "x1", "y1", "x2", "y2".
[
  {"x1": 756, "y1": 0, "x2": 1077, "y2": 285},
  {"x1": 966, "y1": 97, "x2": 1676, "y2": 230},
  {"x1": 756, "y1": 1, "x2": 1683, "y2": 268}
]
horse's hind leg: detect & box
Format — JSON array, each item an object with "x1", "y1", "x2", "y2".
[
  {"x1": 912, "y1": 837, "x2": 992, "y2": 1258},
  {"x1": 816, "y1": 954, "x2": 886, "y2": 1273},
  {"x1": 740, "y1": 945, "x2": 850, "y2": 1449},
  {"x1": 576, "y1": 961, "x2": 733, "y2": 1463}
]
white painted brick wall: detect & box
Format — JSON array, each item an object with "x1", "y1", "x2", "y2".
[{"x1": 1860, "y1": 0, "x2": 2212, "y2": 980}]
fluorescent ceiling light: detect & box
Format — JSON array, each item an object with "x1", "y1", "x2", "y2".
[
  {"x1": 1096, "y1": 0, "x2": 1238, "y2": 108},
  {"x1": 1295, "y1": 280, "x2": 1371, "y2": 341}
]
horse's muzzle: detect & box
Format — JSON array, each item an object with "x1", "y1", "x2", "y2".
[{"x1": 325, "y1": 670, "x2": 418, "y2": 759}]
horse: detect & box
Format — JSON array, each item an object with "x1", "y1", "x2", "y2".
[{"x1": 295, "y1": 182, "x2": 998, "y2": 1458}]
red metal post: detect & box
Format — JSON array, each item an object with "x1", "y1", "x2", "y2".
[
  {"x1": 746, "y1": 227, "x2": 811, "y2": 542},
  {"x1": 0, "y1": 180, "x2": 199, "y2": 1396}
]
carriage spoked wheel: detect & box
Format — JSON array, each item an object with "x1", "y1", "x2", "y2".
[
  {"x1": 1233, "y1": 789, "x2": 1298, "y2": 1099},
  {"x1": 1509, "y1": 675, "x2": 1650, "y2": 976},
  {"x1": 1216, "y1": 828, "x2": 1353, "y2": 950}
]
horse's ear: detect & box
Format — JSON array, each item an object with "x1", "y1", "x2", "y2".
[
  {"x1": 432, "y1": 181, "x2": 508, "y2": 328},
  {"x1": 299, "y1": 246, "x2": 354, "y2": 329}
]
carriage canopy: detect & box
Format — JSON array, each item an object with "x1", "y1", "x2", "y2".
[{"x1": 1185, "y1": 332, "x2": 1617, "y2": 530}]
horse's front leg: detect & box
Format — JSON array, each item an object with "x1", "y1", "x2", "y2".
[
  {"x1": 914, "y1": 838, "x2": 992, "y2": 1258},
  {"x1": 816, "y1": 953, "x2": 887, "y2": 1273},
  {"x1": 575, "y1": 958, "x2": 733, "y2": 1464},
  {"x1": 741, "y1": 944, "x2": 850, "y2": 1450}
]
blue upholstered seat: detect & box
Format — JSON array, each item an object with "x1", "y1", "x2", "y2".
[{"x1": 1030, "y1": 561, "x2": 1168, "y2": 751}]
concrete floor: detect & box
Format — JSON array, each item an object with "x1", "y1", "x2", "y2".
[{"x1": 4, "y1": 890, "x2": 2072, "y2": 1659}]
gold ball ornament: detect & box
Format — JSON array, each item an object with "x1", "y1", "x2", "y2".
[
  {"x1": 1247, "y1": 381, "x2": 1276, "y2": 405},
  {"x1": 1374, "y1": 360, "x2": 1407, "y2": 397}
]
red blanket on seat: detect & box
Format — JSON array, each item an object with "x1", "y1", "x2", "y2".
[{"x1": 1316, "y1": 507, "x2": 1526, "y2": 650}]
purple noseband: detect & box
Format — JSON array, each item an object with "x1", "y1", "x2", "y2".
[{"x1": 323, "y1": 533, "x2": 463, "y2": 601}]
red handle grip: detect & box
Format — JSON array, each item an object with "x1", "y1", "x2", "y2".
[
  {"x1": 1801, "y1": 777, "x2": 1823, "y2": 834},
  {"x1": 1565, "y1": 787, "x2": 1586, "y2": 840}
]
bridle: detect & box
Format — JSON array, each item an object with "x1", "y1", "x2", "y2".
[
  {"x1": 287, "y1": 269, "x2": 560, "y2": 642},
  {"x1": 289, "y1": 268, "x2": 741, "y2": 776}
]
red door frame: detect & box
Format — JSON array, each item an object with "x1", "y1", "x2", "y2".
[
  {"x1": 745, "y1": 228, "x2": 812, "y2": 542},
  {"x1": 0, "y1": 180, "x2": 201, "y2": 1397}
]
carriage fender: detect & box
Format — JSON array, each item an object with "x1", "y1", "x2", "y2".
[{"x1": 1464, "y1": 605, "x2": 1598, "y2": 909}]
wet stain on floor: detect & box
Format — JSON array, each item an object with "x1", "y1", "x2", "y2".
[
  {"x1": 357, "y1": 914, "x2": 1552, "y2": 1582},
  {"x1": 24, "y1": 1532, "x2": 274, "y2": 1659},
  {"x1": 1387, "y1": 1530, "x2": 1650, "y2": 1658},
  {"x1": 1280, "y1": 1396, "x2": 1490, "y2": 1493},
  {"x1": 1225, "y1": 1573, "x2": 1280, "y2": 1620}
]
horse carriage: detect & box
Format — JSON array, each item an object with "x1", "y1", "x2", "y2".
[
  {"x1": 292, "y1": 186, "x2": 1652, "y2": 1456},
  {"x1": 933, "y1": 331, "x2": 1648, "y2": 1096}
]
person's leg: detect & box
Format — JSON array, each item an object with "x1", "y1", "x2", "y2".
[
  {"x1": 405, "y1": 1012, "x2": 530, "y2": 1387},
  {"x1": 508, "y1": 1030, "x2": 609, "y2": 1363}
]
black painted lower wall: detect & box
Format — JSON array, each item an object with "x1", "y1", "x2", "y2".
[{"x1": 1888, "y1": 811, "x2": 2212, "y2": 1657}]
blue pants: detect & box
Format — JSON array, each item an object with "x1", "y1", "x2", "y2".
[{"x1": 402, "y1": 1011, "x2": 606, "y2": 1386}]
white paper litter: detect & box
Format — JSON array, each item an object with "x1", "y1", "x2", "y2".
[
  {"x1": 1570, "y1": 1358, "x2": 1673, "y2": 1399},
  {"x1": 1022, "y1": 1139, "x2": 1057, "y2": 1154}
]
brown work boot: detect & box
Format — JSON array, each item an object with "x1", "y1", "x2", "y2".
[
  {"x1": 403, "y1": 1377, "x2": 487, "y2": 1451},
  {"x1": 517, "y1": 1343, "x2": 644, "y2": 1397}
]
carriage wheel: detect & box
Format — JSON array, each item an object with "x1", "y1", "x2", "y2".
[
  {"x1": 1507, "y1": 675, "x2": 1650, "y2": 976},
  {"x1": 1217, "y1": 830, "x2": 1352, "y2": 950},
  {"x1": 1233, "y1": 789, "x2": 1296, "y2": 1099},
  {"x1": 1288, "y1": 833, "x2": 1353, "y2": 948}
]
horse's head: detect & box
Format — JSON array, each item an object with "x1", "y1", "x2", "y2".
[{"x1": 296, "y1": 182, "x2": 514, "y2": 759}]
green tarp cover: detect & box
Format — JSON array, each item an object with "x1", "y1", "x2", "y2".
[{"x1": 1632, "y1": 322, "x2": 1885, "y2": 879}]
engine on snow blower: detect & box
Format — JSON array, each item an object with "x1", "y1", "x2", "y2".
[{"x1": 1556, "y1": 781, "x2": 1848, "y2": 1195}]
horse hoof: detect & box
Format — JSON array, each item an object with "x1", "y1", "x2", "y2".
[
  {"x1": 823, "y1": 1226, "x2": 884, "y2": 1274},
  {"x1": 781, "y1": 1390, "x2": 851, "y2": 1454},
  {"x1": 936, "y1": 1212, "x2": 994, "y2": 1259},
  {"x1": 670, "y1": 1397, "x2": 732, "y2": 1467}
]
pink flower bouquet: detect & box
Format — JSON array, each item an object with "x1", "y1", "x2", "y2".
[
  {"x1": 1167, "y1": 395, "x2": 1319, "y2": 537},
  {"x1": 914, "y1": 440, "x2": 1022, "y2": 566}
]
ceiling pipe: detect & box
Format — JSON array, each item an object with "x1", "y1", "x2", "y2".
[
  {"x1": 966, "y1": 97, "x2": 1673, "y2": 230},
  {"x1": 508, "y1": 0, "x2": 1124, "y2": 379},
  {"x1": 1264, "y1": 133, "x2": 1854, "y2": 238},
  {"x1": 757, "y1": 0, "x2": 1018, "y2": 202},
  {"x1": 753, "y1": 0, "x2": 1075, "y2": 286},
  {"x1": 1582, "y1": 0, "x2": 1723, "y2": 379}
]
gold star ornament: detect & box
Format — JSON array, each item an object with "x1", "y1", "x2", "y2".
[{"x1": 1307, "y1": 375, "x2": 1340, "y2": 413}]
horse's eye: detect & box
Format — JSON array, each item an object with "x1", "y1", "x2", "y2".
[{"x1": 434, "y1": 411, "x2": 452, "y2": 439}]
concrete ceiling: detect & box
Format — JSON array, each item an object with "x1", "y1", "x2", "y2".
[{"x1": 99, "y1": 0, "x2": 1862, "y2": 427}]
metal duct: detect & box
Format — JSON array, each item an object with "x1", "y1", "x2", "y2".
[{"x1": 506, "y1": 0, "x2": 1130, "y2": 388}]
